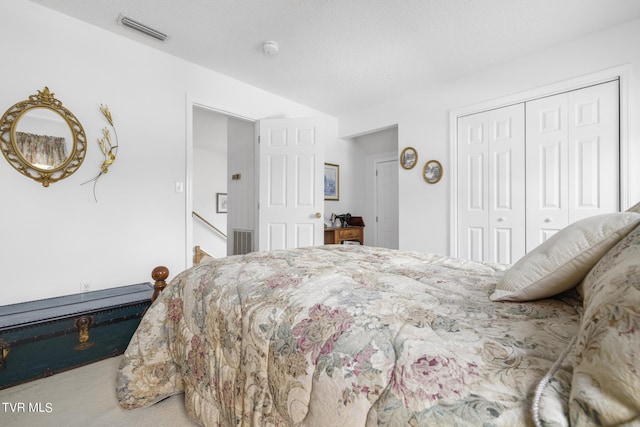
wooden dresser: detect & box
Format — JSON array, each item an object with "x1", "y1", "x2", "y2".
[{"x1": 324, "y1": 216, "x2": 365, "y2": 245}]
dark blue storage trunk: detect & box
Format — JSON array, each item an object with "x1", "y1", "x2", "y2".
[{"x1": 0, "y1": 283, "x2": 153, "y2": 389}]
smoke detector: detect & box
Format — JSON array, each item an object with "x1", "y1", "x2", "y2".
[{"x1": 263, "y1": 41, "x2": 279, "y2": 55}]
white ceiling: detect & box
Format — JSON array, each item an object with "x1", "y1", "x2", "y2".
[{"x1": 30, "y1": 0, "x2": 640, "y2": 117}]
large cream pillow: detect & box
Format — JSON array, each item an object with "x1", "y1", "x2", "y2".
[
  {"x1": 490, "y1": 212, "x2": 640, "y2": 301},
  {"x1": 569, "y1": 223, "x2": 640, "y2": 425}
]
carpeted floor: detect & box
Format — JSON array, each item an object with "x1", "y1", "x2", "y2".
[{"x1": 0, "y1": 356, "x2": 197, "y2": 426}]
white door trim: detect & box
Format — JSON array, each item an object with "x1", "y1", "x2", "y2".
[
  {"x1": 185, "y1": 95, "x2": 257, "y2": 268},
  {"x1": 449, "y1": 64, "x2": 630, "y2": 258}
]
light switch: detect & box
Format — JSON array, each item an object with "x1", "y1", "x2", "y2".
[{"x1": 175, "y1": 181, "x2": 184, "y2": 193}]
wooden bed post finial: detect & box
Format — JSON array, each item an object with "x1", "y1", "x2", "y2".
[{"x1": 151, "y1": 266, "x2": 169, "y2": 303}]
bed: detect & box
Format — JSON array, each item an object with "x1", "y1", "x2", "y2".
[{"x1": 116, "y1": 210, "x2": 640, "y2": 426}]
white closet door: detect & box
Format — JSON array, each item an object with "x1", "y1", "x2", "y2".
[
  {"x1": 525, "y1": 92, "x2": 570, "y2": 250},
  {"x1": 568, "y1": 81, "x2": 619, "y2": 222},
  {"x1": 526, "y1": 80, "x2": 619, "y2": 251},
  {"x1": 458, "y1": 111, "x2": 490, "y2": 261},
  {"x1": 457, "y1": 103, "x2": 525, "y2": 263},
  {"x1": 488, "y1": 105, "x2": 526, "y2": 264}
]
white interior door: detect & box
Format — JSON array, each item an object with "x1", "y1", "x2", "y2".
[
  {"x1": 258, "y1": 118, "x2": 324, "y2": 251},
  {"x1": 375, "y1": 159, "x2": 399, "y2": 249}
]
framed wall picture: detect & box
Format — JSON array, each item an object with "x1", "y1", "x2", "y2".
[
  {"x1": 216, "y1": 192, "x2": 228, "y2": 213},
  {"x1": 324, "y1": 163, "x2": 340, "y2": 200},
  {"x1": 399, "y1": 147, "x2": 418, "y2": 170},
  {"x1": 423, "y1": 160, "x2": 443, "y2": 184}
]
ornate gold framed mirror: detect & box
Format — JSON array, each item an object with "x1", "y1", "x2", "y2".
[{"x1": 0, "y1": 87, "x2": 86, "y2": 187}]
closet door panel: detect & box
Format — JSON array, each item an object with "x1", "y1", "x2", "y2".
[
  {"x1": 488, "y1": 104, "x2": 525, "y2": 264},
  {"x1": 526, "y1": 93, "x2": 569, "y2": 251},
  {"x1": 457, "y1": 112, "x2": 489, "y2": 261},
  {"x1": 492, "y1": 228, "x2": 513, "y2": 265},
  {"x1": 540, "y1": 142, "x2": 563, "y2": 209},
  {"x1": 467, "y1": 227, "x2": 485, "y2": 261},
  {"x1": 568, "y1": 80, "x2": 619, "y2": 221},
  {"x1": 468, "y1": 153, "x2": 485, "y2": 209},
  {"x1": 574, "y1": 137, "x2": 599, "y2": 208}
]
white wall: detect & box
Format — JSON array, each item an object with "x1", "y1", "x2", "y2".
[
  {"x1": 340, "y1": 19, "x2": 640, "y2": 256},
  {"x1": 1, "y1": 2, "x2": 337, "y2": 305}
]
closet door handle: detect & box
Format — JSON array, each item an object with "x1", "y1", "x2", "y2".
[
  {"x1": 497, "y1": 217, "x2": 506, "y2": 222},
  {"x1": 544, "y1": 217, "x2": 552, "y2": 223}
]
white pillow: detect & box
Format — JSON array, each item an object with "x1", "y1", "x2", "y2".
[{"x1": 490, "y1": 212, "x2": 640, "y2": 301}]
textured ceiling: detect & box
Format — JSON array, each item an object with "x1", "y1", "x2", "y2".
[{"x1": 29, "y1": 0, "x2": 640, "y2": 116}]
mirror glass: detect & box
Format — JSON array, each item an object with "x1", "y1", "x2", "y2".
[{"x1": 14, "y1": 107, "x2": 74, "y2": 170}]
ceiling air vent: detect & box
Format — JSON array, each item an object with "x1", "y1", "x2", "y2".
[{"x1": 118, "y1": 15, "x2": 168, "y2": 42}]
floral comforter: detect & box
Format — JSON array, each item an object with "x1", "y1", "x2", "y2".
[{"x1": 117, "y1": 245, "x2": 582, "y2": 426}]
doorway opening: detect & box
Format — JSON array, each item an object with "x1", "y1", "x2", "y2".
[
  {"x1": 188, "y1": 102, "x2": 255, "y2": 266},
  {"x1": 352, "y1": 126, "x2": 399, "y2": 249}
]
